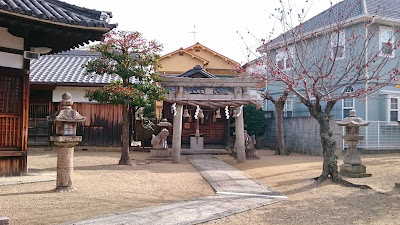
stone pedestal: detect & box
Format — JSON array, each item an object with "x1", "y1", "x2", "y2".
[
  {"x1": 340, "y1": 164, "x2": 371, "y2": 178},
  {"x1": 50, "y1": 136, "x2": 82, "y2": 192},
  {"x1": 339, "y1": 136, "x2": 371, "y2": 178},
  {"x1": 0, "y1": 214, "x2": 9, "y2": 225},
  {"x1": 245, "y1": 149, "x2": 260, "y2": 160},
  {"x1": 149, "y1": 148, "x2": 171, "y2": 160}
]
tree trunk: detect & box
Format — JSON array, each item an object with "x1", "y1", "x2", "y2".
[
  {"x1": 275, "y1": 100, "x2": 289, "y2": 155},
  {"x1": 312, "y1": 111, "x2": 340, "y2": 182},
  {"x1": 118, "y1": 104, "x2": 132, "y2": 165}
]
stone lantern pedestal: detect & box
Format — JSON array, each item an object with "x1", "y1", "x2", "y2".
[
  {"x1": 48, "y1": 92, "x2": 85, "y2": 192},
  {"x1": 336, "y1": 110, "x2": 371, "y2": 178}
]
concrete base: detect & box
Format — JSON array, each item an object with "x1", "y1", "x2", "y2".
[
  {"x1": 0, "y1": 214, "x2": 9, "y2": 225},
  {"x1": 148, "y1": 149, "x2": 171, "y2": 161},
  {"x1": 340, "y1": 164, "x2": 371, "y2": 178}
]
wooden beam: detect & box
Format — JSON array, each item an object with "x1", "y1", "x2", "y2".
[{"x1": 0, "y1": 151, "x2": 27, "y2": 157}]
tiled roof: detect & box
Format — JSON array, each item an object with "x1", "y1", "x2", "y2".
[
  {"x1": 263, "y1": 0, "x2": 400, "y2": 50},
  {"x1": 0, "y1": 0, "x2": 116, "y2": 29},
  {"x1": 178, "y1": 65, "x2": 217, "y2": 78},
  {"x1": 30, "y1": 50, "x2": 122, "y2": 85}
]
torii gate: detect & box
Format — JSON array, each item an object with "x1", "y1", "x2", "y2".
[{"x1": 161, "y1": 75, "x2": 260, "y2": 163}]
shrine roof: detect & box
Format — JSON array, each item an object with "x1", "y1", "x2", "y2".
[{"x1": 178, "y1": 65, "x2": 217, "y2": 78}]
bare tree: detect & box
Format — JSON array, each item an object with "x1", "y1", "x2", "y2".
[{"x1": 256, "y1": 0, "x2": 400, "y2": 183}]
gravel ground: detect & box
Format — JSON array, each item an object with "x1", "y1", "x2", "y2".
[
  {"x1": 206, "y1": 150, "x2": 400, "y2": 225},
  {"x1": 1, "y1": 149, "x2": 400, "y2": 225}
]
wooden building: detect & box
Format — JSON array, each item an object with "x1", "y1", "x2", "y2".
[
  {"x1": 0, "y1": 0, "x2": 115, "y2": 176},
  {"x1": 29, "y1": 50, "x2": 124, "y2": 148}
]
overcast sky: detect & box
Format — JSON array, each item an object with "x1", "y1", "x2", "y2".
[{"x1": 63, "y1": 0, "x2": 341, "y2": 64}]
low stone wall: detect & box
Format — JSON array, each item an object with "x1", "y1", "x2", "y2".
[
  {"x1": 0, "y1": 214, "x2": 9, "y2": 225},
  {"x1": 258, "y1": 116, "x2": 343, "y2": 155}
]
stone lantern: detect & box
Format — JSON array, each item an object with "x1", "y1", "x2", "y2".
[
  {"x1": 47, "y1": 92, "x2": 86, "y2": 191},
  {"x1": 336, "y1": 109, "x2": 371, "y2": 178},
  {"x1": 149, "y1": 118, "x2": 172, "y2": 160}
]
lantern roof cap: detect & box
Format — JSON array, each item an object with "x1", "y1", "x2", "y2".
[{"x1": 336, "y1": 110, "x2": 369, "y2": 127}]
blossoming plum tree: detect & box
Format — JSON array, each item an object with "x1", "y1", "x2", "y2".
[{"x1": 84, "y1": 30, "x2": 167, "y2": 165}]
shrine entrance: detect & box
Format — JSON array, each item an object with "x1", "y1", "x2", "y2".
[{"x1": 161, "y1": 65, "x2": 260, "y2": 163}]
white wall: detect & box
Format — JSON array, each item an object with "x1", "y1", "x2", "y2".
[
  {"x1": 0, "y1": 27, "x2": 24, "y2": 69},
  {"x1": 53, "y1": 86, "x2": 100, "y2": 103}
]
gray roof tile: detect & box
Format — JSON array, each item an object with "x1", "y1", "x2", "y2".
[
  {"x1": 30, "y1": 50, "x2": 122, "y2": 85},
  {"x1": 0, "y1": 0, "x2": 116, "y2": 29},
  {"x1": 265, "y1": 0, "x2": 400, "y2": 49},
  {"x1": 178, "y1": 65, "x2": 217, "y2": 78}
]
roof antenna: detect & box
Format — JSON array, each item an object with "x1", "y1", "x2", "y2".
[{"x1": 188, "y1": 25, "x2": 198, "y2": 44}]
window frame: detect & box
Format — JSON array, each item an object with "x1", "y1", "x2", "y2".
[
  {"x1": 276, "y1": 46, "x2": 294, "y2": 71},
  {"x1": 284, "y1": 98, "x2": 293, "y2": 117},
  {"x1": 331, "y1": 30, "x2": 345, "y2": 60},
  {"x1": 342, "y1": 86, "x2": 355, "y2": 119},
  {"x1": 388, "y1": 96, "x2": 399, "y2": 123},
  {"x1": 379, "y1": 26, "x2": 395, "y2": 58}
]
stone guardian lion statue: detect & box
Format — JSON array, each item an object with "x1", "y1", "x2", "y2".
[{"x1": 151, "y1": 128, "x2": 169, "y2": 149}]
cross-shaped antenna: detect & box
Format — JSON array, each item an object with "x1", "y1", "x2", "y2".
[{"x1": 188, "y1": 25, "x2": 198, "y2": 44}]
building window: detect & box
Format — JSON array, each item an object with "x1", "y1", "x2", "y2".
[
  {"x1": 342, "y1": 86, "x2": 354, "y2": 118},
  {"x1": 284, "y1": 99, "x2": 293, "y2": 117},
  {"x1": 276, "y1": 46, "x2": 294, "y2": 70},
  {"x1": 195, "y1": 49, "x2": 200, "y2": 52},
  {"x1": 390, "y1": 97, "x2": 399, "y2": 122},
  {"x1": 331, "y1": 30, "x2": 345, "y2": 59},
  {"x1": 179, "y1": 52, "x2": 184, "y2": 56},
  {"x1": 380, "y1": 27, "x2": 394, "y2": 57}
]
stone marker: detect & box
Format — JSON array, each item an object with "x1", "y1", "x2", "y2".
[
  {"x1": 48, "y1": 92, "x2": 86, "y2": 191},
  {"x1": 336, "y1": 110, "x2": 371, "y2": 178}
]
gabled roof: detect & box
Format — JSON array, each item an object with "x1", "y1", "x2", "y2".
[
  {"x1": 178, "y1": 65, "x2": 217, "y2": 78},
  {"x1": 261, "y1": 0, "x2": 400, "y2": 51},
  {"x1": 30, "y1": 50, "x2": 122, "y2": 85},
  {"x1": 185, "y1": 42, "x2": 240, "y2": 66},
  {"x1": 159, "y1": 48, "x2": 209, "y2": 64},
  {"x1": 0, "y1": 0, "x2": 116, "y2": 29}
]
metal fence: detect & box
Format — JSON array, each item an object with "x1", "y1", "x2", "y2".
[{"x1": 343, "y1": 121, "x2": 400, "y2": 150}]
